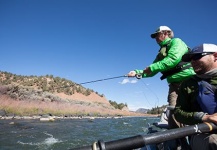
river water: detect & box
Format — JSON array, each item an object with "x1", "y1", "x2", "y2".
[{"x1": 0, "y1": 117, "x2": 160, "y2": 150}]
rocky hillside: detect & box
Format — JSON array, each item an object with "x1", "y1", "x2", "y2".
[{"x1": 0, "y1": 71, "x2": 149, "y2": 117}]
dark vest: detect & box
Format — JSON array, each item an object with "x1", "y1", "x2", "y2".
[{"x1": 197, "y1": 80, "x2": 217, "y2": 114}]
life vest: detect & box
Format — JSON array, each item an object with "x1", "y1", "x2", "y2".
[
  {"x1": 197, "y1": 80, "x2": 217, "y2": 114},
  {"x1": 160, "y1": 41, "x2": 192, "y2": 80}
]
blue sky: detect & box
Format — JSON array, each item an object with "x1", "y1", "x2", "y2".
[{"x1": 1, "y1": 0, "x2": 217, "y2": 111}]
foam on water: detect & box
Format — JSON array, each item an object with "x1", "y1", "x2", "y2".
[
  {"x1": 43, "y1": 132, "x2": 62, "y2": 146},
  {"x1": 123, "y1": 122, "x2": 128, "y2": 125},
  {"x1": 17, "y1": 132, "x2": 62, "y2": 148}
]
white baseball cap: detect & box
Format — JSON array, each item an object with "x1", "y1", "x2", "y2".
[
  {"x1": 182, "y1": 43, "x2": 217, "y2": 62},
  {"x1": 150, "y1": 26, "x2": 172, "y2": 38}
]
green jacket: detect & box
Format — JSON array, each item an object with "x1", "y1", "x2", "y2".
[
  {"x1": 174, "y1": 76, "x2": 217, "y2": 125},
  {"x1": 135, "y1": 38, "x2": 195, "y2": 83}
]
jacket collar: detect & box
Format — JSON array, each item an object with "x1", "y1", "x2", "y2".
[{"x1": 159, "y1": 38, "x2": 171, "y2": 47}]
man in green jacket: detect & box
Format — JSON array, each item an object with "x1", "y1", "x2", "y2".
[
  {"x1": 128, "y1": 26, "x2": 195, "y2": 129},
  {"x1": 174, "y1": 43, "x2": 217, "y2": 150}
]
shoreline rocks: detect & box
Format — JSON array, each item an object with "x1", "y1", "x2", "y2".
[{"x1": 0, "y1": 114, "x2": 156, "y2": 121}]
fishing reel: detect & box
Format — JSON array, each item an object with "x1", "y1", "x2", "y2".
[{"x1": 136, "y1": 74, "x2": 143, "y2": 79}]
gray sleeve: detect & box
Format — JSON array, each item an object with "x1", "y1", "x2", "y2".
[{"x1": 193, "y1": 112, "x2": 207, "y2": 121}]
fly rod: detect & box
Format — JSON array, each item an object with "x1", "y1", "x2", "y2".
[
  {"x1": 79, "y1": 75, "x2": 127, "y2": 85},
  {"x1": 78, "y1": 74, "x2": 142, "y2": 85},
  {"x1": 56, "y1": 74, "x2": 142, "y2": 89}
]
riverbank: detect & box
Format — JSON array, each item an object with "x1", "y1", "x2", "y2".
[
  {"x1": 0, "y1": 95, "x2": 156, "y2": 118},
  {"x1": 0, "y1": 114, "x2": 159, "y2": 122}
]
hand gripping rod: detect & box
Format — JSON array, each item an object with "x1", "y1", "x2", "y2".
[{"x1": 80, "y1": 74, "x2": 142, "y2": 85}]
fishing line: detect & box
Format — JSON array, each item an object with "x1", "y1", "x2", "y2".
[
  {"x1": 138, "y1": 85, "x2": 152, "y2": 108},
  {"x1": 56, "y1": 75, "x2": 127, "y2": 89},
  {"x1": 79, "y1": 75, "x2": 127, "y2": 85},
  {"x1": 139, "y1": 79, "x2": 160, "y2": 108}
]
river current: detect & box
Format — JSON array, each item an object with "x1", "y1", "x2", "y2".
[{"x1": 0, "y1": 117, "x2": 160, "y2": 150}]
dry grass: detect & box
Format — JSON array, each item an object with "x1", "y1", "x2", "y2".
[{"x1": 0, "y1": 95, "x2": 149, "y2": 117}]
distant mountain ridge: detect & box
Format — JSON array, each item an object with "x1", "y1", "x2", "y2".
[{"x1": 135, "y1": 108, "x2": 150, "y2": 114}]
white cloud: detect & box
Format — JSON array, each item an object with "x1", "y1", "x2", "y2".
[
  {"x1": 130, "y1": 79, "x2": 137, "y2": 83},
  {"x1": 120, "y1": 79, "x2": 138, "y2": 84}
]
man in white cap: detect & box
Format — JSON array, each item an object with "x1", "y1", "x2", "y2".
[
  {"x1": 174, "y1": 43, "x2": 217, "y2": 150},
  {"x1": 127, "y1": 26, "x2": 195, "y2": 149},
  {"x1": 128, "y1": 25, "x2": 194, "y2": 124}
]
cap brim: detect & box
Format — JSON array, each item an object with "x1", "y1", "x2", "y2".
[
  {"x1": 182, "y1": 54, "x2": 193, "y2": 62},
  {"x1": 182, "y1": 53, "x2": 203, "y2": 62},
  {"x1": 151, "y1": 33, "x2": 157, "y2": 38}
]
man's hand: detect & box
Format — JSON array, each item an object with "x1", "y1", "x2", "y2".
[
  {"x1": 127, "y1": 71, "x2": 136, "y2": 77},
  {"x1": 202, "y1": 113, "x2": 217, "y2": 124}
]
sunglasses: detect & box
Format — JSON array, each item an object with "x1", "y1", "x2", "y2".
[
  {"x1": 155, "y1": 32, "x2": 163, "y2": 37},
  {"x1": 190, "y1": 53, "x2": 214, "y2": 61}
]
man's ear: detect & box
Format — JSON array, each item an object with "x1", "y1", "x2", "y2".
[{"x1": 213, "y1": 52, "x2": 217, "y2": 61}]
